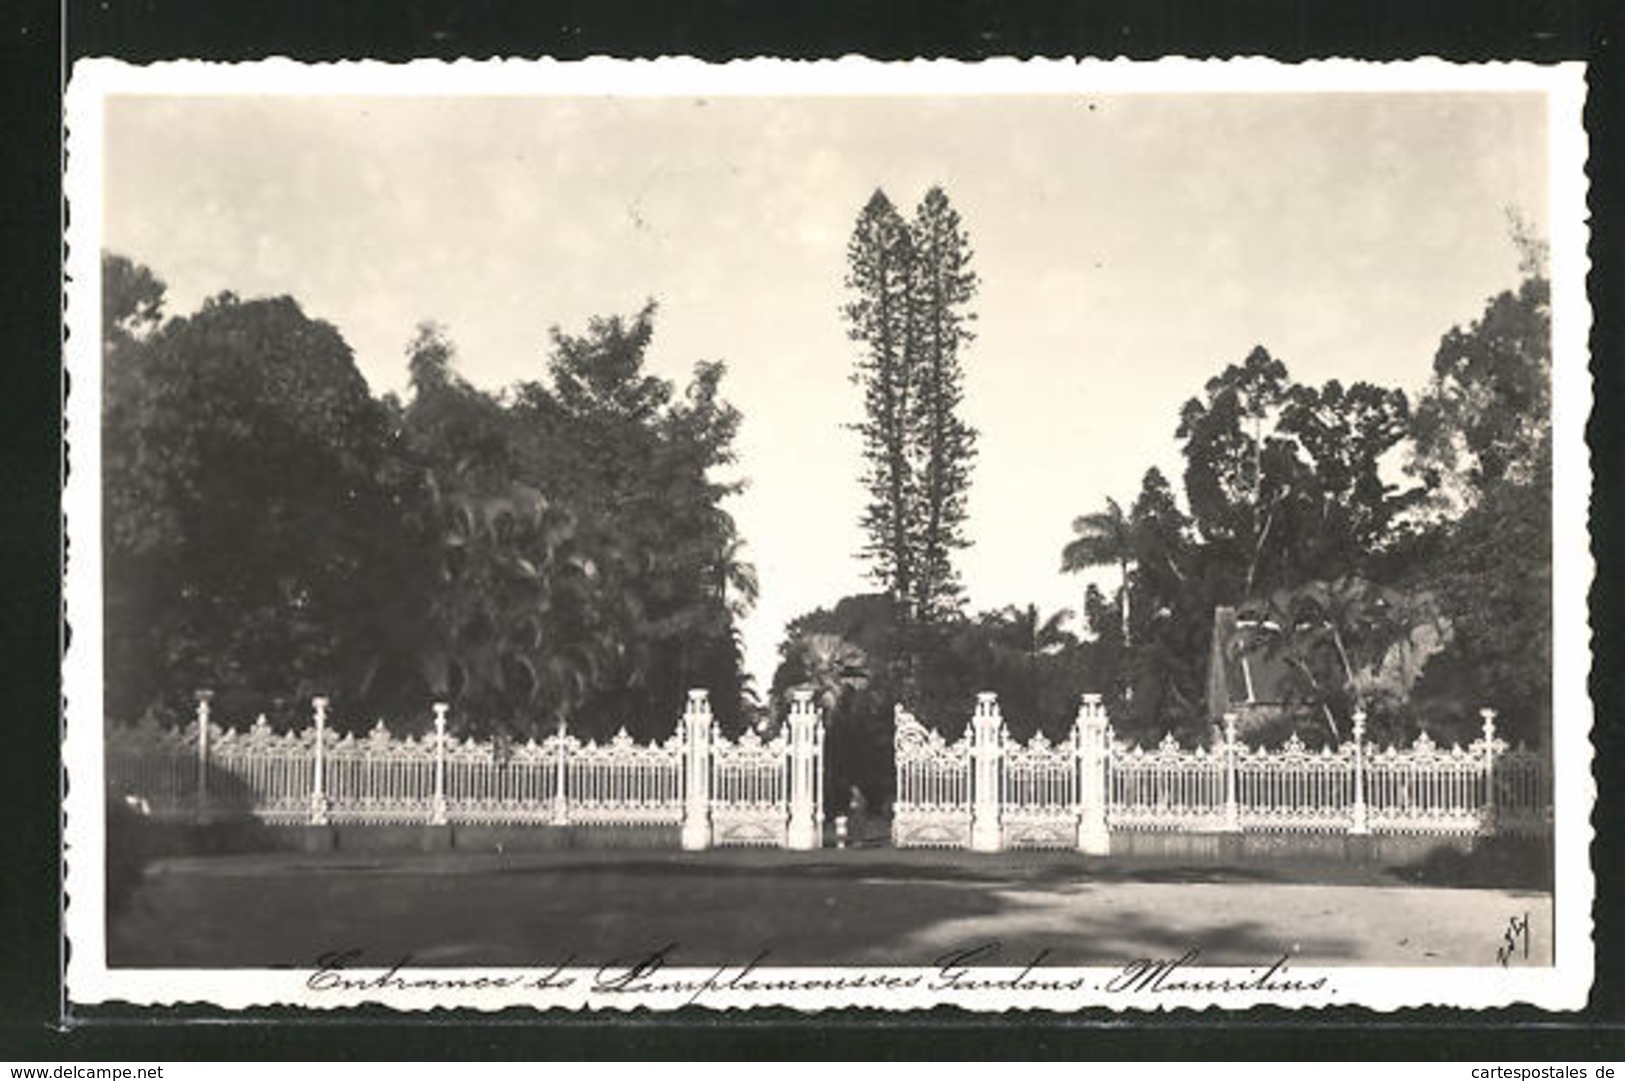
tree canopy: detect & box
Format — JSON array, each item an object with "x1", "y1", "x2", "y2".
[
  {"x1": 1057, "y1": 244, "x2": 1552, "y2": 748},
  {"x1": 101, "y1": 253, "x2": 755, "y2": 740}
]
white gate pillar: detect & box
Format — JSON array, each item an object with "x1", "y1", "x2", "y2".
[
  {"x1": 194, "y1": 689, "x2": 213, "y2": 824},
  {"x1": 1349, "y1": 709, "x2": 1370, "y2": 836},
  {"x1": 786, "y1": 689, "x2": 823, "y2": 850},
  {"x1": 551, "y1": 718, "x2": 570, "y2": 826},
  {"x1": 1480, "y1": 707, "x2": 1500, "y2": 836},
  {"x1": 1222, "y1": 711, "x2": 1241, "y2": 833},
  {"x1": 430, "y1": 702, "x2": 449, "y2": 826},
  {"x1": 969, "y1": 692, "x2": 1004, "y2": 852},
  {"x1": 1075, "y1": 693, "x2": 1111, "y2": 855},
  {"x1": 309, "y1": 696, "x2": 330, "y2": 826},
  {"x1": 681, "y1": 689, "x2": 714, "y2": 851}
]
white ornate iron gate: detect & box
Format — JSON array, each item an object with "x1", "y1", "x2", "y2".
[
  {"x1": 107, "y1": 688, "x2": 825, "y2": 851},
  {"x1": 894, "y1": 693, "x2": 1551, "y2": 852}
]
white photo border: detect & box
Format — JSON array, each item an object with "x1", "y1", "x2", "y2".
[{"x1": 62, "y1": 55, "x2": 1594, "y2": 1013}]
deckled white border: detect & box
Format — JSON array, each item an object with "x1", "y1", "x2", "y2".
[{"x1": 62, "y1": 56, "x2": 1594, "y2": 1013}]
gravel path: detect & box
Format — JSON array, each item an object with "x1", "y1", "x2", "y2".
[{"x1": 108, "y1": 847, "x2": 1555, "y2": 969}]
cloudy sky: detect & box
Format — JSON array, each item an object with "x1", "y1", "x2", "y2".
[{"x1": 99, "y1": 85, "x2": 1549, "y2": 691}]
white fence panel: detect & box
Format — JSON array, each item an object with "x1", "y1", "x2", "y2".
[
  {"x1": 1365, "y1": 733, "x2": 1488, "y2": 835},
  {"x1": 568, "y1": 730, "x2": 685, "y2": 827},
  {"x1": 209, "y1": 717, "x2": 314, "y2": 824},
  {"x1": 1001, "y1": 729, "x2": 1080, "y2": 849},
  {"x1": 445, "y1": 735, "x2": 560, "y2": 825},
  {"x1": 105, "y1": 690, "x2": 817, "y2": 847},
  {"x1": 1232, "y1": 735, "x2": 1355, "y2": 834},
  {"x1": 892, "y1": 707, "x2": 973, "y2": 848},
  {"x1": 323, "y1": 723, "x2": 437, "y2": 824},
  {"x1": 709, "y1": 729, "x2": 789, "y2": 846},
  {"x1": 1107, "y1": 735, "x2": 1226, "y2": 833},
  {"x1": 106, "y1": 717, "x2": 198, "y2": 819}
]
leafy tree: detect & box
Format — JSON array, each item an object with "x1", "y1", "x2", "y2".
[
  {"x1": 1274, "y1": 378, "x2": 1416, "y2": 578},
  {"x1": 1404, "y1": 255, "x2": 1553, "y2": 743},
  {"x1": 102, "y1": 252, "x2": 166, "y2": 353},
  {"x1": 1176, "y1": 346, "x2": 1416, "y2": 601},
  {"x1": 1407, "y1": 455, "x2": 1550, "y2": 743},
  {"x1": 1176, "y1": 346, "x2": 1295, "y2": 600},
  {"x1": 1113, "y1": 469, "x2": 1209, "y2": 743},
  {"x1": 102, "y1": 252, "x2": 756, "y2": 743},
  {"x1": 391, "y1": 307, "x2": 757, "y2": 741},
  {"x1": 532, "y1": 307, "x2": 756, "y2": 737},
  {"x1": 375, "y1": 324, "x2": 620, "y2": 736},
  {"x1": 1125, "y1": 467, "x2": 1191, "y2": 621},
  {"x1": 102, "y1": 258, "x2": 399, "y2": 724},
  {"x1": 1411, "y1": 276, "x2": 1551, "y2": 505}
]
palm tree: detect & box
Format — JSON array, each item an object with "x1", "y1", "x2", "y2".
[
  {"x1": 1236, "y1": 577, "x2": 1441, "y2": 742},
  {"x1": 1062, "y1": 497, "x2": 1134, "y2": 644},
  {"x1": 984, "y1": 603, "x2": 1075, "y2": 661},
  {"x1": 786, "y1": 632, "x2": 872, "y2": 714}
]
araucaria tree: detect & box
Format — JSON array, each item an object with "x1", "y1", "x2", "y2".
[
  {"x1": 907, "y1": 187, "x2": 979, "y2": 621},
  {"x1": 842, "y1": 186, "x2": 979, "y2": 623}
]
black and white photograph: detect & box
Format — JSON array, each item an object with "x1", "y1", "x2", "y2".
[{"x1": 62, "y1": 58, "x2": 1592, "y2": 1012}]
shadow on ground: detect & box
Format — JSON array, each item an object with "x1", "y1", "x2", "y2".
[{"x1": 108, "y1": 839, "x2": 1545, "y2": 969}]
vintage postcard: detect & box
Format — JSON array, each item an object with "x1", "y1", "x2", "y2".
[{"x1": 63, "y1": 57, "x2": 1592, "y2": 1013}]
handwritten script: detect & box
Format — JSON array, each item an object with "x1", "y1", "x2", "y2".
[
  {"x1": 1497, "y1": 913, "x2": 1532, "y2": 966},
  {"x1": 305, "y1": 942, "x2": 1332, "y2": 1005}
]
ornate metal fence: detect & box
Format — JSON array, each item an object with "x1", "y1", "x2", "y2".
[
  {"x1": 106, "y1": 689, "x2": 825, "y2": 850},
  {"x1": 894, "y1": 693, "x2": 1553, "y2": 852},
  {"x1": 892, "y1": 704, "x2": 973, "y2": 848},
  {"x1": 1108, "y1": 735, "x2": 1226, "y2": 833}
]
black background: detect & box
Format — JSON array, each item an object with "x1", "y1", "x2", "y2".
[{"x1": 5, "y1": 0, "x2": 1622, "y2": 1060}]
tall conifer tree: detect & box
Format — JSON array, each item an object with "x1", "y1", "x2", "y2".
[
  {"x1": 907, "y1": 186, "x2": 979, "y2": 620},
  {"x1": 843, "y1": 189, "x2": 918, "y2": 608},
  {"x1": 843, "y1": 186, "x2": 979, "y2": 623}
]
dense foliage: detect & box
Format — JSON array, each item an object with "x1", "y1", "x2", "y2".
[
  {"x1": 102, "y1": 254, "x2": 756, "y2": 740},
  {"x1": 1066, "y1": 265, "x2": 1553, "y2": 748},
  {"x1": 769, "y1": 593, "x2": 1107, "y2": 811},
  {"x1": 782, "y1": 233, "x2": 1554, "y2": 810}
]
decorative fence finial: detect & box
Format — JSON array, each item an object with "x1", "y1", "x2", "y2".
[{"x1": 1080, "y1": 692, "x2": 1104, "y2": 723}]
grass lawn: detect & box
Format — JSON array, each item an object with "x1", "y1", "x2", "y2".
[{"x1": 107, "y1": 845, "x2": 1556, "y2": 970}]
